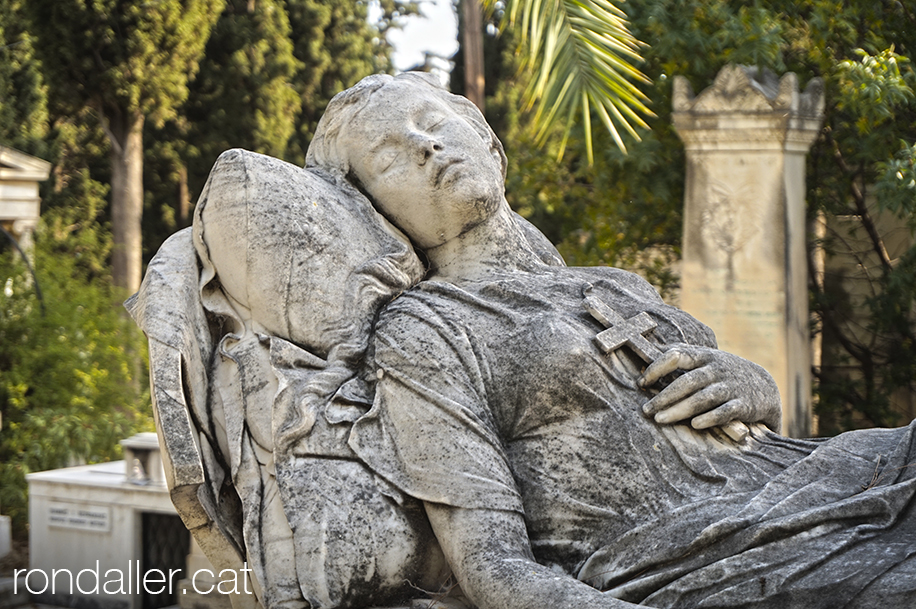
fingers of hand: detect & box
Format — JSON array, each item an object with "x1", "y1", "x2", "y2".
[
  {"x1": 652, "y1": 382, "x2": 730, "y2": 424},
  {"x1": 639, "y1": 347, "x2": 703, "y2": 388},
  {"x1": 689, "y1": 398, "x2": 750, "y2": 429},
  {"x1": 642, "y1": 367, "x2": 715, "y2": 416},
  {"x1": 638, "y1": 351, "x2": 678, "y2": 388}
]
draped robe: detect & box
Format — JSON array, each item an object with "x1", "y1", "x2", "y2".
[{"x1": 350, "y1": 265, "x2": 916, "y2": 608}]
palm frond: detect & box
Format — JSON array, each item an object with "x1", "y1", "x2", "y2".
[{"x1": 491, "y1": 0, "x2": 654, "y2": 161}]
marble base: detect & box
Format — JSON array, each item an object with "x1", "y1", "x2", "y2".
[{"x1": 0, "y1": 514, "x2": 10, "y2": 560}]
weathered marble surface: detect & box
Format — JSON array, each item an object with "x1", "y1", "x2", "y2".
[
  {"x1": 128, "y1": 150, "x2": 448, "y2": 609},
  {"x1": 132, "y1": 72, "x2": 916, "y2": 609}
]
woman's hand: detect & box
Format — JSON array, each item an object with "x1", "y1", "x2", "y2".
[{"x1": 637, "y1": 343, "x2": 782, "y2": 435}]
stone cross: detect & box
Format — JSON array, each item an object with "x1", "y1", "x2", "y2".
[
  {"x1": 583, "y1": 287, "x2": 749, "y2": 442},
  {"x1": 583, "y1": 291, "x2": 661, "y2": 363}
]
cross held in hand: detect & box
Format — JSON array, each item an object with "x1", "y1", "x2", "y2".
[
  {"x1": 583, "y1": 286, "x2": 751, "y2": 442},
  {"x1": 583, "y1": 288, "x2": 661, "y2": 363}
]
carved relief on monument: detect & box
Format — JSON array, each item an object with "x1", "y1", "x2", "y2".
[
  {"x1": 674, "y1": 64, "x2": 824, "y2": 439},
  {"x1": 701, "y1": 178, "x2": 761, "y2": 283},
  {"x1": 688, "y1": 155, "x2": 764, "y2": 288}
]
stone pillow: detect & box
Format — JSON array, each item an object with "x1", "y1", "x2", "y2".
[
  {"x1": 189, "y1": 150, "x2": 442, "y2": 607},
  {"x1": 192, "y1": 148, "x2": 424, "y2": 358}
]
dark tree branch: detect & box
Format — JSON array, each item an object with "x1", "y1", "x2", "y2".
[{"x1": 830, "y1": 138, "x2": 894, "y2": 271}]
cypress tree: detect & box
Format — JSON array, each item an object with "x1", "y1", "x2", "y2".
[
  {"x1": 284, "y1": 0, "x2": 387, "y2": 164},
  {"x1": 185, "y1": 0, "x2": 302, "y2": 168},
  {"x1": 23, "y1": 0, "x2": 225, "y2": 293},
  {"x1": 0, "y1": 0, "x2": 49, "y2": 157}
]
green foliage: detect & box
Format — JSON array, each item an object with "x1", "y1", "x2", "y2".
[
  {"x1": 0, "y1": 212, "x2": 153, "y2": 536},
  {"x1": 23, "y1": 0, "x2": 225, "y2": 126},
  {"x1": 0, "y1": 0, "x2": 409, "y2": 536},
  {"x1": 22, "y1": 0, "x2": 228, "y2": 292},
  {"x1": 875, "y1": 142, "x2": 916, "y2": 225},
  {"x1": 0, "y1": 0, "x2": 49, "y2": 156},
  {"x1": 798, "y1": 15, "x2": 916, "y2": 430},
  {"x1": 285, "y1": 0, "x2": 416, "y2": 163},
  {"x1": 143, "y1": 127, "x2": 192, "y2": 251},
  {"x1": 164, "y1": 0, "x2": 303, "y2": 235},
  {"x1": 486, "y1": 0, "x2": 698, "y2": 294},
  {"x1": 185, "y1": 0, "x2": 302, "y2": 166},
  {"x1": 0, "y1": 9, "x2": 151, "y2": 528},
  {"x1": 142, "y1": 0, "x2": 407, "y2": 256},
  {"x1": 640, "y1": 0, "x2": 787, "y2": 82},
  {"x1": 284, "y1": 0, "x2": 387, "y2": 162},
  {"x1": 42, "y1": 113, "x2": 118, "y2": 278},
  {"x1": 835, "y1": 48, "x2": 914, "y2": 135},
  {"x1": 492, "y1": 0, "x2": 653, "y2": 161}
]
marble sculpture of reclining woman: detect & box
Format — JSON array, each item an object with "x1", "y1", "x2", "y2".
[{"x1": 130, "y1": 71, "x2": 916, "y2": 609}]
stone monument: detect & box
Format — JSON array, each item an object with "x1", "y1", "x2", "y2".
[
  {"x1": 24, "y1": 433, "x2": 228, "y2": 609},
  {"x1": 132, "y1": 72, "x2": 914, "y2": 609},
  {"x1": 0, "y1": 146, "x2": 50, "y2": 253},
  {"x1": 672, "y1": 65, "x2": 825, "y2": 438}
]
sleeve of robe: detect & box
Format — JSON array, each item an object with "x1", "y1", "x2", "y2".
[{"x1": 348, "y1": 291, "x2": 525, "y2": 514}]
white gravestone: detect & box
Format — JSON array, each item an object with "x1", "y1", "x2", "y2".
[
  {"x1": 24, "y1": 433, "x2": 226, "y2": 609},
  {"x1": 672, "y1": 65, "x2": 825, "y2": 437}
]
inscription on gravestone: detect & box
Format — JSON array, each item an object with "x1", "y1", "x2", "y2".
[{"x1": 47, "y1": 501, "x2": 111, "y2": 533}]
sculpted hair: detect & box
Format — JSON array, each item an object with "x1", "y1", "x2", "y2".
[{"x1": 306, "y1": 72, "x2": 508, "y2": 180}]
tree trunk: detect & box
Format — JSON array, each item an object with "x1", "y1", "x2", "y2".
[
  {"x1": 462, "y1": 0, "x2": 485, "y2": 112},
  {"x1": 107, "y1": 109, "x2": 145, "y2": 294},
  {"x1": 178, "y1": 162, "x2": 190, "y2": 227}
]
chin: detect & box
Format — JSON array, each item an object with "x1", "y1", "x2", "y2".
[
  {"x1": 454, "y1": 179, "x2": 502, "y2": 210},
  {"x1": 467, "y1": 191, "x2": 502, "y2": 223}
]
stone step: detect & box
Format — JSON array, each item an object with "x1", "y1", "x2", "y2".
[{"x1": 0, "y1": 575, "x2": 30, "y2": 608}]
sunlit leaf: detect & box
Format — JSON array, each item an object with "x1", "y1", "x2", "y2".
[{"x1": 487, "y1": 0, "x2": 654, "y2": 159}]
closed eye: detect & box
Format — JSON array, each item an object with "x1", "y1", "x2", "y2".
[
  {"x1": 376, "y1": 148, "x2": 400, "y2": 173},
  {"x1": 418, "y1": 114, "x2": 446, "y2": 133}
]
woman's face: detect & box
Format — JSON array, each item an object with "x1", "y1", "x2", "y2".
[{"x1": 339, "y1": 80, "x2": 505, "y2": 250}]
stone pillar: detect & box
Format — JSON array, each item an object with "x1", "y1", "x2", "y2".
[{"x1": 672, "y1": 65, "x2": 824, "y2": 437}]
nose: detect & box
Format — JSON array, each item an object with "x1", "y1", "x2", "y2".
[{"x1": 408, "y1": 132, "x2": 443, "y2": 165}]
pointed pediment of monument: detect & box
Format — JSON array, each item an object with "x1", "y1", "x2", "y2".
[
  {"x1": 0, "y1": 146, "x2": 51, "y2": 182},
  {"x1": 673, "y1": 65, "x2": 824, "y2": 118}
]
